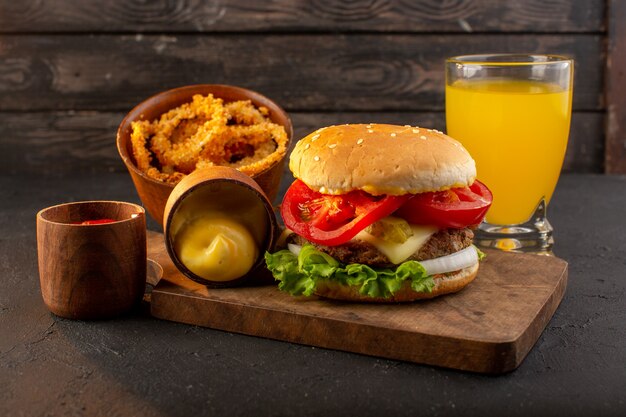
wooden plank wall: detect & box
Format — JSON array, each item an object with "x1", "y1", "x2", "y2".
[
  {"x1": 605, "y1": 0, "x2": 626, "y2": 174},
  {"x1": 0, "y1": 0, "x2": 611, "y2": 176}
]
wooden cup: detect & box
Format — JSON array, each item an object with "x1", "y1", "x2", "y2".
[
  {"x1": 163, "y1": 166, "x2": 278, "y2": 288},
  {"x1": 116, "y1": 84, "x2": 293, "y2": 227},
  {"x1": 36, "y1": 201, "x2": 147, "y2": 319}
]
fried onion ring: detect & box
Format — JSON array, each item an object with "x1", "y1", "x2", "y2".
[{"x1": 130, "y1": 94, "x2": 288, "y2": 184}]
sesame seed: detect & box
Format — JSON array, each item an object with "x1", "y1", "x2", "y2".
[
  {"x1": 390, "y1": 133, "x2": 397, "y2": 137},
  {"x1": 357, "y1": 138, "x2": 364, "y2": 145},
  {"x1": 427, "y1": 129, "x2": 433, "y2": 132},
  {"x1": 420, "y1": 135, "x2": 427, "y2": 140},
  {"x1": 412, "y1": 128, "x2": 420, "y2": 134},
  {"x1": 314, "y1": 156, "x2": 320, "y2": 161},
  {"x1": 319, "y1": 186, "x2": 327, "y2": 193},
  {"x1": 366, "y1": 124, "x2": 372, "y2": 128},
  {"x1": 328, "y1": 144, "x2": 337, "y2": 149},
  {"x1": 404, "y1": 124, "x2": 411, "y2": 127},
  {"x1": 367, "y1": 129, "x2": 374, "y2": 133},
  {"x1": 305, "y1": 144, "x2": 310, "y2": 150},
  {"x1": 311, "y1": 134, "x2": 320, "y2": 141}
]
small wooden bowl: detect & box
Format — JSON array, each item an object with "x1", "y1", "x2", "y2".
[
  {"x1": 117, "y1": 84, "x2": 293, "y2": 227},
  {"x1": 163, "y1": 166, "x2": 278, "y2": 288},
  {"x1": 36, "y1": 201, "x2": 147, "y2": 320}
]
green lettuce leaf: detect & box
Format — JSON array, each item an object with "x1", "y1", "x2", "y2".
[
  {"x1": 264, "y1": 244, "x2": 434, "y2": 299},
  {"x1": 475, "y1": 245, "x2": 487, "y2": 261}
]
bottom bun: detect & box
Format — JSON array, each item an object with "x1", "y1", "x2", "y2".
[{"x1": 314, "y1": 262, "x2": 479, "y2": 303}]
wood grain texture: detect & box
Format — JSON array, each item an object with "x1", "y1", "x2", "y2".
[
  {"x1": 147, "y1": 231, "x2": 568, "y2": 373},
  {"x1": 0, "y1": 111, "x2": 604, "y2": 176},
  {"x1": 36, "y1": 201, "x2": 146, "y2": 319},
  {"x1": 0, "y1": 34, "x2": 603, "y2": 112},
  {"x1": 0, "y1": 0, "x2": 604, "y2": 33},
  {"x1": 605, "y1": 0, "x2": 626, "y2": 174}
]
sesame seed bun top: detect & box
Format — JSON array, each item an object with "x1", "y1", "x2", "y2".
[{"x1": 288, "y1": 124, "x2": 477, "y2": 195}]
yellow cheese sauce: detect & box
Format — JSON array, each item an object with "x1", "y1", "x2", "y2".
[
  {"x1": 168, "y1": 182, "x2": 268, "y2": 282},
  {"x1": 173, "y1": 214, "x2": 258, "y2": 281}
]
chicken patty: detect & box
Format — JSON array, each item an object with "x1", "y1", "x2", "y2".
[{"x1": 289, "y1": 228, "x2": 474, "y2": 268}]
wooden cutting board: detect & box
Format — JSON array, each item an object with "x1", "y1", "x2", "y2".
[{"x1": 147, "y1": 231, "x2": 567, "y2": 373}]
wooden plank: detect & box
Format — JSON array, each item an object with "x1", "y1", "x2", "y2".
[
  {"x1": 605, "y1": 0, "x2": 626, "y2": 174},
  {"x1": 0, "y1": 34, "x2": 603, "y2": 112},
  {"x1": 147, "y1": 231, "x2": 568, "y2": 374},
  {"x1": 0, "y1": 0, "x2": 604, "y2": 33},
  {"x1": 0, "y1": 112, "x2": 123, "y2": 176},
  {"x1": 0, "y1": 111, "x2": 604, "y2": 176}
]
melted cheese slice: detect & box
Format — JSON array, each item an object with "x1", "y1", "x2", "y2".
[{"x1": 354, "y1": 224, "x2": 437, "y2": 265}]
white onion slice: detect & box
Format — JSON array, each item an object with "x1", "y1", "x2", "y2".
[
  {"x1": 420, "y1": 246, "x2": 478, "y2": 275},
  {"x1": 287, "y1": 242, "x2": 478, "y2": 276},
  {"x1": 288, "y1": 243, "x2": 302, "y2": 256}
]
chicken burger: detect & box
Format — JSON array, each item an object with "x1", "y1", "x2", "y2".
[{"x1": 265, "y1": 124, "x2": 492, "y2": 302}]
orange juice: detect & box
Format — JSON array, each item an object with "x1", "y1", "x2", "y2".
[{"x1": 446, "y1": 79, "x2": 572, "y2": 225}]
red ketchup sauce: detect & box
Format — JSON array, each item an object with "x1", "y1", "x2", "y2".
[{"x1": 72, "y1": 218, "x2": 117, "y2": 225}]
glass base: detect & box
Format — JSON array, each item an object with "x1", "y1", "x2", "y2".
[{"x1": 474, "y1": 200, "x2": 554, "y2": 255}]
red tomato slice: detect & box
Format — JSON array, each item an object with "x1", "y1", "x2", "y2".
[
  {"x1": 395, "y1": 180, "x2": 492, "y2": 228},
  {"x1": 281, "y1": 180, "x2": 410, "y2": 246}
]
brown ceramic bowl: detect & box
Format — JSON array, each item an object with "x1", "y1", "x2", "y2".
[
  {"x1": 117, "y1": 84, "x2": 293, "y2": 227},
  {"x1": 36, "y1": 201, "x2": 146, "y2": 320},
  {"x1": 163, "y1": 166, "x2": 278, "y2": 288}
]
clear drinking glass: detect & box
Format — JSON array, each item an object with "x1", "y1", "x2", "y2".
[{"x1": 445, "y1": 54, "x2": 574, "y2": 254}]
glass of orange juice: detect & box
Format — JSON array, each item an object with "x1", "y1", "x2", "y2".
[{"x1": 445, "y1": 54, "x2": 573, "y2": 254}]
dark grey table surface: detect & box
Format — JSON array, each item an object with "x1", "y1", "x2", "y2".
[{"x1": 1, "y1": 173, "x2": 625, "y2": 417}]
